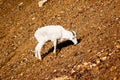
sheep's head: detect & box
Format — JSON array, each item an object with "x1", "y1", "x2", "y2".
[{"x1": 70, "y1": 31, "x2": 78, "y2": 45}]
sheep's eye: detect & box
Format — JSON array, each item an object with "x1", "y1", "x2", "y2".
[{"x1": 72, "y1": 37, "x2": 75, "y2": 39}]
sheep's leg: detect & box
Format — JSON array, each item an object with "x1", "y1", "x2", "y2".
[
  {"x1": 35, "y1": 42, "x2": 44, "y2": 60},
  {"x1": 52, "y1": 40, "x2": 57, "y2": 54},
  {"x1": 35, "y1": 50, "x2": 38, "y2": 58}
]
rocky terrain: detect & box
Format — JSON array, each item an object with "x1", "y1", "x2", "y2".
[{"x1": 0, "y1": 0, "x2": 120, "y2": 80}]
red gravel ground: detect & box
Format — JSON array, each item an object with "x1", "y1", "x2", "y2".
[{"x1": 0, "y1": 0, "x2": 120, "y2": 80}]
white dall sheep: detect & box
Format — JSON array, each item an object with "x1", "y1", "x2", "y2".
[{"x1": 34, "y1": 25, "x2": 78, "y2": 60}]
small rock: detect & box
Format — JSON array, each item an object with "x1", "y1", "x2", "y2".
[
  {"x1": 20, "y1": 72, "x2": 23, "y2": 76},
  {"x1": 91, "y1": 63, "x2": 97, "y2": 67},
  {"x1": 89, "y1": 63, "x2": 97, "y2": 69},
  {"x1": 116, "y1": 45, "x2": 120, "y2": 49},
  {"x1": 20, "y1": 26, "x2": 23, "y2": 30},
  {"x1": 57, "y1": 16, "x2": 62, "y2": 20},
  {"x1": 32, "y1": 17, "x2": 35, "y2": 20},
  {"x1": 97, "y1": 52, "x2": 101, "y2": 56},
  {"x1": 88, "y1": 49, "x2": 92, "y2": 53},
  {"x1": 53, "y1": 69, "x2": 57, "y2": 73},
  {"x1": 60, "y1": 55, "x2": 64, "y2": 58},
  {"x1": 110, "y1": 66, "x2": 117, "y2": 71},
  {"x1": 18, "y1": 41, "x2": 21, "y2": 45},
  {"x1": 83, "y1": 62, "x2": 91, "y2": 66},
  {"x1": 113, "y1": 77, "x2": 117, "y2": 80},
  {"x1": 76, "y1": 65, "x2": 82, "y2": 70},
  {"x1": 96, "y1": 59, "x2": 100, "y2": 64},
  {"x1": 54, "y1": 76, "x2": 71, "y2": 80},
  {"x1": 18, "y1": 2, "x2": 23, "y2": 6},
  {"x1": 13, "y1": 47, "x2": 16, "y2": 50},
  {"x1": 83, "y1": 62, "x2": 89, "y2": 66},
  {"x1": 100, "y1": 10, "x2": 103, "y2": 12},
  {"x1": 115, "y1": 17, "x2": 119, "y2": 20},
  {"x1": 59, "y1": 11, "x2": 65, "y2": 14},
  {"x1": 38, "y1": 0, "x2": 48, "y2": 7},
  {"x1": 89, "y1": 65, "x2": 93, "y2": 69},
  {"x1": 30, "y1": 49, "x2": 35, "y2": 53},
  {"x1": 100, "y1": 56, "x2": 107, "y2": 61},
  {"x1": 23, "y1": 57, "x2": 29, "y2": 62},
  {"x1": 13, "y1": 35, "x2": 17, "y2": 38},
  {"x1": 71, "y1": 69, "x2": 75, "y2": 74}
]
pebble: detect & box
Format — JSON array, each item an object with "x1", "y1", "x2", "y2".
[
  {"x1": 71, "y1": 69, "x2": 75, "y2": 74},
  {"x1": 54, "y1": 76, "x2": 70, "y2": 80},
  {"x1": 13, "y1": 35, "x2": 17, "y2": 38},
  {"x1": 59, "y1": 11, "x2": 65, "y2": 14},
  {"x1": 18, "y1": 41, "x2": 21, "y2": 45},
  {"x1": 76, "y1": 65, "x2": 82, "y2": 70},
  {"x1": 116, "y1": 45, "x2": 120, "y2": 49},
  {"x1": 53, "y1": 69, "x2": 57, "y2": 73},
  {"x1": 20, "y1": 26, "x2": 23, "y2": 30},
  {"x1": 20, "y1": 72, "x2": 23, "y2": 76},
  {"x1": 60, "y1": 55, "x2": 64, "y2": 58},
  {"x1": 100, "y1": 56, "x2": 107, "y2": 61},
  {"x1": 38, "y1": 0, "x2": 48, "y2": 7},
  {"x1": 96, "y1": 59, "x2": 100, "y2": 64},
  {"x1": 18, "y1": 2, "x2": 23, "y2": 6},
  {"x1": 115, "y1": 17, "x2": 119, "y2": 20},
  {"x1": 91, "y1": 63, "x2": 97, "y2": 67},
  {"x1": 32, "y1": 17, "x2": 35, "y2": 20},
  {"x1": 83, "y1": 62, "x2": 89, "y2": 66}
]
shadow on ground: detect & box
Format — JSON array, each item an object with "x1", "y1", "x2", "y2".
[{"x1": 42, "y1": 39, "x2": 81, "y2": 59}]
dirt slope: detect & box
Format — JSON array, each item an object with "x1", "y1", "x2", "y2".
[{"x1": 0, "y1": 0, "x2": 120, "y2": 80}]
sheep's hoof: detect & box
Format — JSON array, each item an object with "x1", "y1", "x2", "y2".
[
  {"x1": 53, "y1": 52, "x2": 56, "y2": 54},
  {"x1": 52, "y1": 51, "x2": 56, "y2": 56},
  {"x1": 53, "y1": 50, "x2": 60, "y2": 55},
  {"x1": 35, "y1": 56, "x2": 42, "y2": 61},
  {"x1": 39, "y1": 58, "x2": 42, "y2": 60}
]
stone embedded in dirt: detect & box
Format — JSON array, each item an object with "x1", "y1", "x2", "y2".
[
  {"x1": 96, "y1": 52, "x2": 101, "y2": 56},
  {"x1": 116, "y1": 45, "x2": 120, "y2": 49},
  {"x1": 67, "y1": 64, "x2": 73, "y2": 68},
  {"x1": 78, "y1": 8, "x2": 84, "y2": 13},
  {"x1": 13, "y1": 35, "x2": 17, "y2": 38},
  {"x1": 88, "y1": 49, "x2": 92, "y2": 53},
  {"x1": 59, "y1": 11, "x2": 65, "y2": 14},
  {"x1": 18, "y1": 2, "x2": 23, "y2": 6},
  {"x1": 13, "y1": 47, "x2": 17, "y2": 50},
  {"x1": 53, "y1": 75, "x2": 71, "y2": 80},
  {"x1": 83, "y1": 62, "x2": 89, "y2": 66},
  {"x1": 20, "y1": 72, "x2": 23, "y2": 76},
  {"x1": 115, "y1": 17, "x2": 119, "y2": 20},
  {"x1": 53, "y1": 69, "x2": 57, "y2": 73},
  {"x1": 90, "y1": 63, "x2": 97, "y2": 67},
  {"x1": 32, "y1": 17, "x2": 35, "y2": 20},
  {"x1": 20, "y1": 26, "x2": 23, "y2": 30},
  {"x1": 38, "y1": 0, "x2": 48, "y2": 7},
  {"x1": 83, "y1": 62, "x2": 91, "y2": 66},
  {"x1": 30, "y1": 49, "x2": 35, "y2": 53},
  {"x1": 110, "y1": 66, "x2": 117, "y2": 72},
  {"x1": 71, "y1": 69, "x2": 75, "y2": 74},
  {"x1": 100, "y1": 56, "x2": 107, "y2": 61},
  {"x1": 97, "y1": 51, "x2": 109, "y2": 58},
  {"x1": 60, "y1": 55, "x2": 64, "y2": 58},
  {"x1": 96, "y1": 59, "x2": 100, "y2": 64},
  {"x1": 57, "y1": 16, "x2": 62, "y2": 20},
  {"x1": 75, "y1": 64, "x2": 82, "y2": 71}
]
